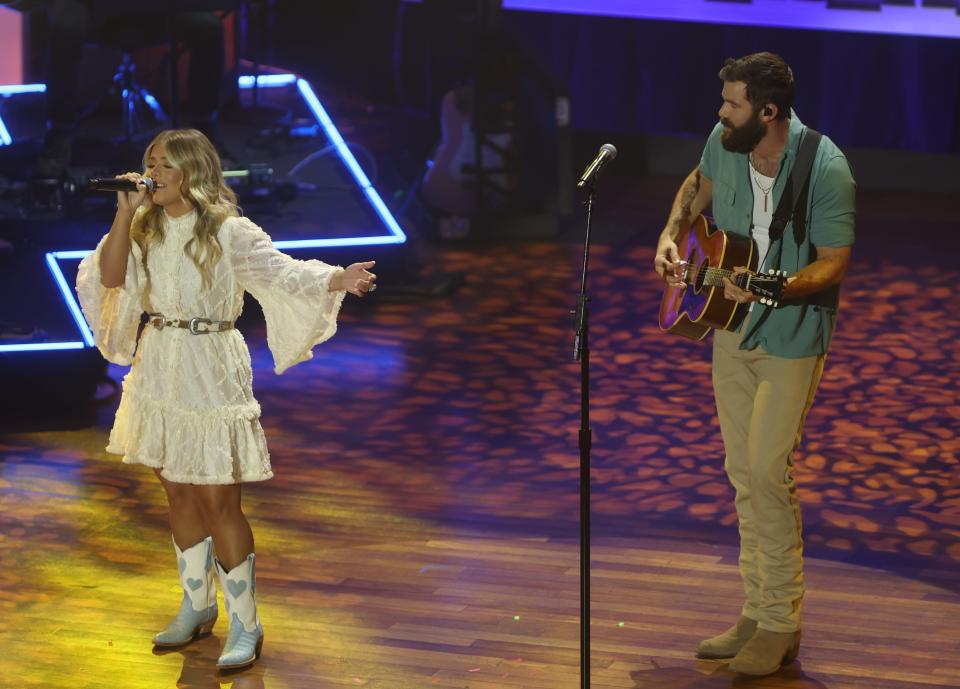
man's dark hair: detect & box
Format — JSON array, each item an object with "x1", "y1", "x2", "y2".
[{"x1": 718, "y1": 52, "x2": 795, "y2": 121}]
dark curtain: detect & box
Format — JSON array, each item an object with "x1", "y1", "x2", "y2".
[{"x1": 505, "y1": 11, "x2": 960, "y2": 153}]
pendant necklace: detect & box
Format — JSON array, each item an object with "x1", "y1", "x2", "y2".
[{"x1": 749, "y1": 154, "x2": 775, "y2": 212}]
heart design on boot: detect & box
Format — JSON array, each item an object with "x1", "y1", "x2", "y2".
[
  {"x1": 226, "y1": 579, "x2": 247, "y2": 599},
  {"x1": 186, "y1": 577, "x2": 203, "y2": 591},
  {"x1": 178, "y1": 558, "x2": 187, "y2": 575}
]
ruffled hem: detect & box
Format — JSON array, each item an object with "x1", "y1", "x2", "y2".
[
  {"x1": 109, "y1": 448, "x2": 274, "y2": 485},
  {"x1": 109, "y1": 385, "x2": 272, "y2": 485}
]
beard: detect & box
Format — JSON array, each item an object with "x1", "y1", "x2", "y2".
[{"x1": 720, "y1": 111, "x2": 767, "y2": 154}]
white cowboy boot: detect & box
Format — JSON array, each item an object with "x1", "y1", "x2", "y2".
[
  {"x1": 215, "y1": 553, "x2": 264, "y2": 671},
  {"x1": 153, "y1": 536, "x2": 218, "y2": 647}
]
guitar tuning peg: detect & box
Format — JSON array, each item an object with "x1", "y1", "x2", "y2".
[{"x1": 768, "y1": 269, "x2": 775, "y2": 275}]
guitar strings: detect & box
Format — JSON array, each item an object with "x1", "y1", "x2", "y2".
[{"x1": 683, "y1": 265, "x2": 782, "y2": 286}]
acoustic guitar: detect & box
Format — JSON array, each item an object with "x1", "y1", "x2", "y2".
[{"x1": 659, "y1": 214, "x2": 786, "y2": 341}]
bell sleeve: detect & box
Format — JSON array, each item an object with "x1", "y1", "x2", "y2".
[
  {"x1": 75, "y1": 234, "x2": 145, "y2": 366},
  {"x1": 227, "y1": 216, "x2": 346, "y2": 374}
]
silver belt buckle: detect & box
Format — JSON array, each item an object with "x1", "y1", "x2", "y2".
[
  {"x1": 151, "y1": 314, "x2": 166, "y2": 330},
  {"x1": 189, "y1": 317, "x2": 213, "y2": 335}
]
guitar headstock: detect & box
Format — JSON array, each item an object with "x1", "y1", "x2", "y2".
[{"x1": 736, "y1": 269, "x2": 787, "y2": 307}]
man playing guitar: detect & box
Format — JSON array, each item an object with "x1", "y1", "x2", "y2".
[{"x1": 653, "y1": 52, "x2": 855, "y2": 676}]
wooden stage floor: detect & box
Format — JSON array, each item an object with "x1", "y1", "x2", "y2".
[{"x1": 1, "y1": 180, "x2": 958, "y2": 688}]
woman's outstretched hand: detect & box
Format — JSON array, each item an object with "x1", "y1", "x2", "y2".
[{"x1": 333, "y1": 261, "x2": 377, "y2": 297}]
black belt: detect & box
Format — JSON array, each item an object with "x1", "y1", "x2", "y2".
[{"x1": 147, "y1": 313, "x2": 235, "y2": 335}]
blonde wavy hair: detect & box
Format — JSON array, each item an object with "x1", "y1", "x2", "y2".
[{"x1": 130, "y1": 129, "x2": 239, "y2": 308}]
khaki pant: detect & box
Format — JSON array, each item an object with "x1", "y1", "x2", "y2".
[{"x1": 712, "y1": 327, "x2": 825, "y2": 633}]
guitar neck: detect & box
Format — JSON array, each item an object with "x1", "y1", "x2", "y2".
[{"x1": 682, "y1": 262, "x2": 787, "y2": 305}]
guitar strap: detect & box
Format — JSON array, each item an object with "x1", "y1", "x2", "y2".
[
  {"x1": 738, "y1": 126, "x2": 821, "y2": 337},
  {"x1": 769, "y1": 127, "x2": 822, "y2": 249}
]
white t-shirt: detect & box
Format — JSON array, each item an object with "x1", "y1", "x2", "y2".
[{"x1": 749, "y1": 163, "x2": 776, "y2": 311}]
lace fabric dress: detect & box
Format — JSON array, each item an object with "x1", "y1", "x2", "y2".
[{"x1": 76, "y1": 210, "x2": 345, "y2": 484}]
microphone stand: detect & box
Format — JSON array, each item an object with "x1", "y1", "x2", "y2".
[{"x1": 572, "y1": 181, "x2": 596, "y2": 689}]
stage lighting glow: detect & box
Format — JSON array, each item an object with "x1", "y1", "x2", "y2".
[{"x1": 502, "y1": 0, "x2": 960, "y2": 39}]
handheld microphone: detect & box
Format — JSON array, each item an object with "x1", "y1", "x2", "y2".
[
  {"x1": 87, "y1": 177, "x2": 156, "y2": 193},
  {"x1": 577, "y1": 143, "x2": 617, "y2": 189}
]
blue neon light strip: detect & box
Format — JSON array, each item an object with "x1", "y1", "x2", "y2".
[
  {"x1": 0, "y1": 83, "x2": 46, "y2": 96},
  {"x1": 274, "y1": 235, "x2": 403, "y2": 249},
  {"x1": 0, "y1": 252, "x2": 92, "y2": 353},
  {"x1": 502, "y1": 0, "x2": 960, "y2": 39},
  {"x1": 0, "y1": 114, "x2": 11, "y2": 146},
  {"x1": 0, "y1": 83, "x2": 47, "y2": 145},
  {"x1": 0, "y1": 341, "x2": 85, "y2": 352},
  {"x1": 237, "y1": 74, "x2": 297, "y2": 89},
  {"x1": 237, "y1": 73, "x2": 406, "y2": 246},
  {"x1": 15, "y1": 227, "x2": 399, "y2": 357},
  {"x1": 46, "y1": 253, "x2": 95, "y2": 346},
  {"x1": 49, "y1": 250, "x2": 92, "y2": 260},
  {"x1": 295, "y1": 78, "x2": 406, "y2": 244}
]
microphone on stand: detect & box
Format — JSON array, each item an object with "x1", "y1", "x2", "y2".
[
  {"x1": 577, "y1": 143, "x2": 617, "y2": 189},
  {"x1": 87, "y1": 177, "x2": 156, "y2": 193}
]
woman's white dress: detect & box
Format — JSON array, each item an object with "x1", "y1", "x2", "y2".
[{"x1": 76, "y1": 209, "x2": 345, "y2": 484}]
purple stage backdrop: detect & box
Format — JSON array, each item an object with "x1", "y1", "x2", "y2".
[{"x1": 504, "y1": 0, "x2": 960, "y2": 39}]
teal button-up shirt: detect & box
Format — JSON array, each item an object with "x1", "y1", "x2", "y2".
[{"x1": 699, "y1": 111, "x2": 856, "y2": 358}]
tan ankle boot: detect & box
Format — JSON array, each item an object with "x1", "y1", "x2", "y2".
[
  {"x1": 696, "y1": 616, "x2": 757, "y2": 659},
  {"x1": 728, "y1": 628, "x2": 801, "y2": 676}
]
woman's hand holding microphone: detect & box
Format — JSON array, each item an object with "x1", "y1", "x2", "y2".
[{"x1": 115, "y1": 172, "x2": 153, "y2": 217}]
